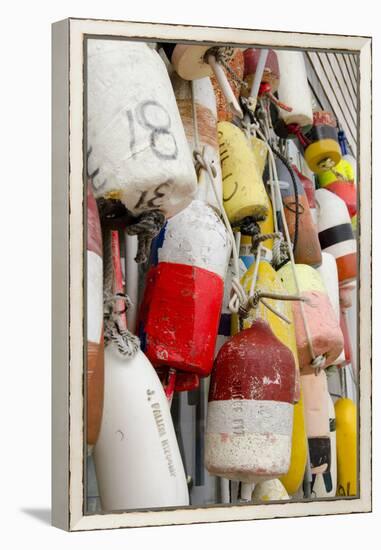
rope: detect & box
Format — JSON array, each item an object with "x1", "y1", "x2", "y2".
[
  {"x1": 124, "y1": 210, "x2": 165, "y2": 264},
  {"x1": 206, "y1": 46, "x2": 247, "y2": 89},
  {"x1": 103, "y1": 231, "x2": 140, "y2": 358}
]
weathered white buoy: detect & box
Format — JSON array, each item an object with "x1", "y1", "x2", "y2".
[
  {"x1": 276, "y1": 51, "x2": 313, "y2": 129},
  {"x1": 252, "y1": 479, "x2": 290, "y2": 502},
  {"x1": 172, "y1": 75, "x2": 222, "y2": 212},
  {"x1": 205, "y1": 320, "x2": 296, "y2": 483},
  {"x1": 87, "y1": 182, "x2": 104, "y2": 447},
  {"x1": 316, "y1": 188, "x2": 357, "y2": 285},
  {"x1": 139, "y1": 200, "x2": 231, "y2": 377},
  {"x1": 93, "y1": 345, "x2": 190, "y2": 510},
  {"x1": 87, "y1": 39, "x2": 197, "y2": 218}
]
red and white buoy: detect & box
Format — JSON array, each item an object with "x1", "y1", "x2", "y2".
[
  {"x1": 205, "y1": 320, "x2": 296, "y2": 483},
  {"x1": 139, "y1": 199, "x2": 231, "y2": 377},
  {"x1": 87, "y1": 182, "x2": 104, "y2": 447},
  {"x1": 316, "y1": 188, "x2": 357, "y2": 285}
]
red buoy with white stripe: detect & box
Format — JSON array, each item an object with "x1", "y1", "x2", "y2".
[
  {"x1": 316, "y1": 188, "x2": 357, "y2": 284},
  {"x1": 87, "y1": 39, "x2": 197, "y2": 218},
  {"x1": 325, "y1": 180, "x2": 357, "y2": 218},
  {"x1": 139, "y1": 200, "x2": 231, "y2": 377},
  {"x1": 205, "y1": 320, "x2": 296, "y2": 483},
  {"x1": 87, "y1": 182, "x2": 104, "y2": 446}
]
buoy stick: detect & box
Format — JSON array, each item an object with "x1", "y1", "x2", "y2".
[
  {"x1": 250, "y1": 49, "x2": 269, "y2": 101},
  {"x1": 220, "y1": 478, "x2": 230, "y2": 503},
  {"x1": 124, "y1": 233, "x2": 139, "y2": 333},
  {"x1": 111, "y1": 230, "x2": 127, "y2": 331},
  {"x1": 207, "y1": 54, "x2": 243, "y2": 119},
  {"x1": 240, "y1": 482, "x2": 254, "y2": 502}
]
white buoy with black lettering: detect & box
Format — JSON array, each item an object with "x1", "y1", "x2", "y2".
[
  {"x1": 311, "y1": 393, "x2": 337, "y2": 497},
  {"x1": 87, "y1": 39, "x2": 197, "y2": 218}
]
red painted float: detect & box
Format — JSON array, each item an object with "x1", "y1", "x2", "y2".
[
  {"x1": 242, "y1": 48, "x2": 280, "y2": 94},
  {"x1": 325, "y1": 180, "x2": 357, "y2": 218},
  {"x1": 139, "y1": 200, "x2": 231, "y2": 377},
  {"x1": 205, "y1": 320, "x2": 296, "y2": 482}
]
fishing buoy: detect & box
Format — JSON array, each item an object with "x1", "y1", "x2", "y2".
[
  {"x1": 87, "y1": 182, "x2": 104, "y2": 446},
  {"x1": 335, "y1": 398, "x2": 357, "y2": 496},
  {"x1": 242, "y1": 48, "x2": 280, "y2": 95},
  {"x1": 339, "y1": 282, "x2": 356, "y2": 310},
  {"x1": 252, "y1": 479, "x2": 289, "y2": 502},
  {"x1": 324, "y1": 181, "x2": 357, "y2": 219},
  {"x1": 94, "y1": 235, "x2": 189, "y2": 511},
  {"x1": 87, "y1": 39, "x2": 197, "y2": 218},
  {"x1": 312, "y1": 393, "x2": 337, "y2": 497},
  {"x1": 338, "y1": 129, "x2": 357, "y2": 183},
  {"x1": 163, "y1": 44, "x2": 243, "y2": 118},
  {"x1": 211, "y1": 49, "x2": 244, "y2": 122},
  {"x1": 276, "y1": 50, "x2": 313, "y2": 130},
  {"x1": 301, "y1": 371, "x2": 330, "y2": 475},
  {"x1": 304, "y1": 112, "x2": 342, "y2": 174},
  {"x1": 233, "y1": 259, "x2": 300, "y2": 402},
  {"x1": 292, "y1": 165, "x2": 318, "y2": 227},
  {"x1": 271, "y1": 157, "x2": 322, "y2": 266},
  {"x1": 340, "y1": 309, "x2": 353, "y2": 366},
  {"x1": 317, "y1": 252, "x2": 345, "y2": 365},
  {"x1": 94, "y1": 346, "x2": 190, "y2": 510},
  {"x1": 218, "y1": 121, "x2": 269, "y2": 225},
  {"x1": 251, "y1": 137, "x2": 268, "y2": 176},
  {"x1": 205, "y1": 320, "x2": 296, "y2": 482},
  {"x1": 316, "y1": 188, "x2": 357, "y2": 284},
  {"x1": 139, "y1": 200, "x2": 231, "y2": 377},
  {"x1": 279, "y1": 393, "x2": 307, "y2": 495},
  {"x1": 172, "y1": 75, "x2": 222, "y2": 212},
  {"x1": 278, "y1": 262, "x2": 344, "y2": 373},
  {"x1": 317, "y1": 158, "x2": 355, "y2": 187}
]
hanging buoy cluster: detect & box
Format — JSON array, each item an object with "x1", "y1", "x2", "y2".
[{"x1": 85, "y1": 39, "x2": 358, "y2": 511}]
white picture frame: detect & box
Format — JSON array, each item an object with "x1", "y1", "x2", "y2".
[{"x1": 52, "y1": 17, "x2": 372, "y2": 531}]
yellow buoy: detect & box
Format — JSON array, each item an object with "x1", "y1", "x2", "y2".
[
  {"x1": 335, "y1": 398, "x2": 357, "y2": 496},
  {"x1": 280, "y1": 392, "x2": 308, "y2": 495},
  {"x1": 304, "y1": 139, "x2": 342, "y2": 175},
  {"x1": 218, "y1": 121, "x2": 269, "y2": 225},
  {"x1": 252, "y1": 479, "x2": 290, "y2": 502},
  {"x1": 232, "y1": 260, "x2": 300, "y2": 403},
  {"x1": 317, "y1": 158, "x2": 355, "y2": 187},
  {"x1": 239, "y1": 194, "x2": 274, "y2": 256},
  {"x1": 251, "y1": 136, "x2": 268, "y2": 176}
]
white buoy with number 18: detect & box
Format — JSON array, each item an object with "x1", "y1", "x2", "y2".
[{"x1": 87, "y1": 39, "x2": 197, "y2": 218}]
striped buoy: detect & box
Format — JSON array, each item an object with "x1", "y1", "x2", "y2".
[
  {"x1": 276, "y1": 51, "x2": 313, "y2": 130},
  {"x1": 205, "y1": 320, "x2": 296, "y2": 483},
  {"x1": 278, "y1": 262, "x2": 344, "y2": 373},
  {"x1": 304, "y1": 112, "x2": 342, "y2": 174},
  {"x1": 87, "y1": 182, "x2": 104, "y2": 447},
  {"x1": 218, "y1": 121, "x2": 269, "y2": 226},
  {"x1": 311, "y1": 393, "x2": 337, "y2": 497},
  {"x1": 139, "y1": 200, "x2": 231, "y2": 377},
  {"x1": 301, "y1": 370, "x2": 330, "y2": 475},
  {"x1": 172, "y1": 74, "x2": 222, "y2": 212},
  {"x1": 242, "y1": 48, "x2": 280, "y2": 94},
  {"x1": 324, "y1": 181, "x2": 357, "y2": 219},
  {"x1": 316, "y1": 188, "x2": 357, "y2": 284},
  {"x1": 252, "y1": 479, "x2": 289, "y2": 502},
  {"x1": 211, "y1": 49, "x2": 244, "y2": 122},
  {"x1": 279, "y1": 392, "x2": 307, "y2": 495},
  {"x1": 87, "y1": 39, "x2": 197, "y2": 218},
  {"x1": 335, "y1": 398, "x2": 357, "y2": 496}
]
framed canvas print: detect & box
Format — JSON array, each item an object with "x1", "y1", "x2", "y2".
[{"x1": 51, "y1": 17, "x2": 372, "y2": 531}]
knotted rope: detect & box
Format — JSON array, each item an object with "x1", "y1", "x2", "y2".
[
  {"x1": 103, "y1": 231, "x2": 140, "y2": 358},
  {"x1": 124, "y1": 210, "x2": 165, "y2": 264}
]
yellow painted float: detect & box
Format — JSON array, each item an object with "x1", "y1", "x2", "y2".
[
  {"x1": 218, "y1": 121, "x2": 269, "y2": 225},
  {"x1": 335, "y1": 398, "x2": 357, "y2": 496},
  {"x1": 317, "y1": 158, "x2": 355, "y2": 187}
]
